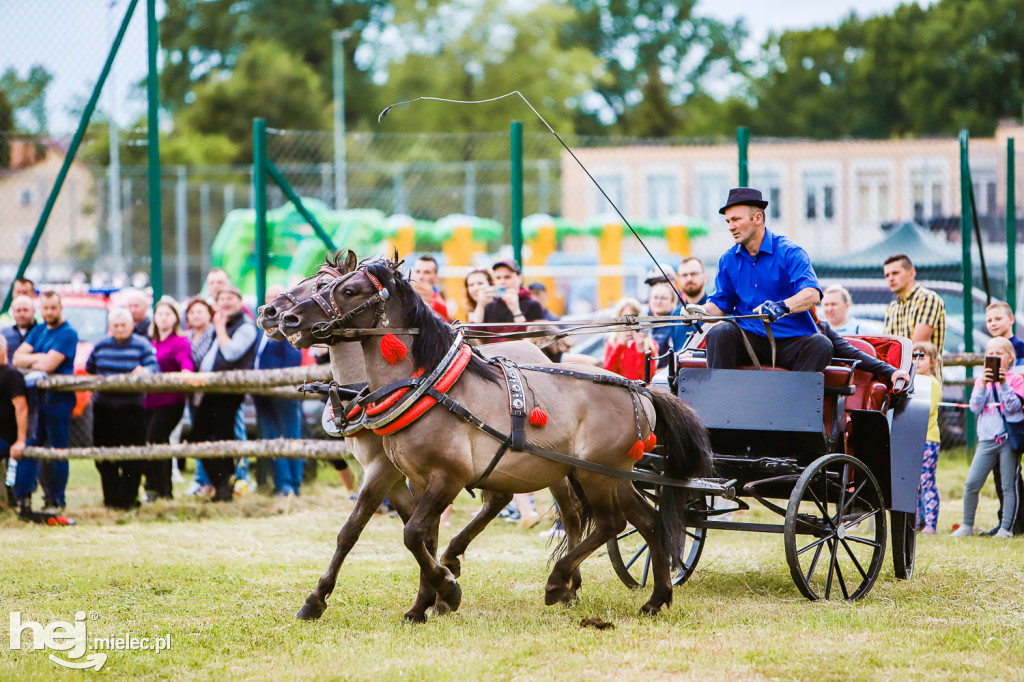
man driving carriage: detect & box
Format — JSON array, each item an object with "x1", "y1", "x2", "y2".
[{"x1": 700, "y1": 187, "x2": 833, "y2": 373}]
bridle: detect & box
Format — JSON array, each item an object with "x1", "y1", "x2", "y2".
[{"x1": 306, "y1": 265, "x2": 392, "y2": 341}]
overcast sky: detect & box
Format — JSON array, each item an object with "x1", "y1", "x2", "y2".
[{"x1": 0, "y1": 0, "x2": 933, "y2": 133}]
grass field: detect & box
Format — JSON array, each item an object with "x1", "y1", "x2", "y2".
[{"x1": 1, "y1": 450, "x2": 1023, "y2": 680}]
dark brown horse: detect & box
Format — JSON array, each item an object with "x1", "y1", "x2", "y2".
[
  {"x1": 257, "y1": 251, "x2": 584, "y2": 621},
  {"x1": 278, "y1": 254, "x2": 712, "y2": 621}
]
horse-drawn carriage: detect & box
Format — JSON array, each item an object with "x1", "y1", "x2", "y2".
[
  {"x1": 263, "y1": 254, "x2": 931, "y2": 621},
  {"x1": 607, "y1": 334, "x2": 930, "y2": 601}
]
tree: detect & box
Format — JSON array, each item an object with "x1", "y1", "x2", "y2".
[
  {"x1": 563, "y1": 0, "x2": 747, "y2": 136},
  {"x1": 745, "y1": 0, "x2": 1024, "y2": 138},
  {"x1": 0, "y1": 90, "x2": 12, "y2": 168},
  {"x1": 159, "y1": 0, "x2": 392, "y2": 127},
  {"x1": 377, "y1": 1, "x2": 602, "y2": 138},
  {"x1": 0, "y1": 65, "x2": 53, "y2": 133},
  {"x1": 173, "y1": 40, "x2": 332, "y2": 163}
]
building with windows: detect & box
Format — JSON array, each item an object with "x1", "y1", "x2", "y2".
[{"x1": 560, "y1": 122, "x2": 1023, "y2": 262}]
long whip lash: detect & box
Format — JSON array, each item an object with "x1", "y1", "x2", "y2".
[{"x1": 379, "y1": 91, "x2": 686, "y2": 306}]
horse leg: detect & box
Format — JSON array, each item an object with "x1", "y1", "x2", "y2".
[
  {"x1": 545, "y1": 480, "x2": 624, "y2": 607},
  {"x1": 548, "y1": 479, "x2": 584, "y2": 597},
  {"x1": 296, "y1": 460, "x2": 409, "y2": 620},
  {"x1": 618, "y1": 480, "x2": 673, "y2": 616},
  {"x1": 402, "y1": 478, "x2": 464, "y2": 623},
  {"x1": 438, "y1": 491, "x2": 512, "y2": 579}
]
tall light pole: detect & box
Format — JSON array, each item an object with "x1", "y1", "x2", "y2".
[{"x1": 332, "y1": 30, "x2": 353, "y2": 211}]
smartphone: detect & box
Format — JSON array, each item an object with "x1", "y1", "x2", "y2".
[
  {"x1": 985, "y1": 355, "x2": 1002, "y2": 378},
  {"x1": 495, "y1": 286, "x2": 506, "y2": 296}
]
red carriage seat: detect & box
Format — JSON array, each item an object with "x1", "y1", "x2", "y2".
[{"x1": 845, "y1": 338, "x2": 889, "y2": 412}]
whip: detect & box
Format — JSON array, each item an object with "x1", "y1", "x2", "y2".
[{"x1": 378, "y1": 91, "x2": 686, "y2": 307}]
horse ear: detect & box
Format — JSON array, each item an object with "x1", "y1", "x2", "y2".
[
  {"x1": 392, "y1": 246, "x2": 400, "y2": 263},
  {"x1": 344, "y1": 250, "x2": 358, "y2": 273}
]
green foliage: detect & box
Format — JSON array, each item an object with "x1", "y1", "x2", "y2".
[
  {"x1": 0, "y1": 64, "x2": 53, "y2": 134},
  {"x1": 175, "y1": 40, "x2": 331, "y2": 163},
  {"x1": 564, "y1": 0, "x2": 747, "y2": 135},
  {"x1": 747, "y1": 0, "x2": 1024, "y2": 138},
  {"x1": 0, "y1": 89, "x2": 12, "y2": 168},
  {"x1": 378, "y1": 1, "x2": 601, "y2": 137}
]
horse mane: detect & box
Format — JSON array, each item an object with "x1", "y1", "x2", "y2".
[{"x1": 361, "y1": 259, "x2": 497, "y2": 383}]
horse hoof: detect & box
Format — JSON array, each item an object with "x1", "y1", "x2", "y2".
[
  {"x1": 434, "y1": 580, "x2": 462, "y2": 615},
  {"x1": 544, "y1": 583, "x2": 568, "y2": 606},
  {"x1": 639, "y1": 603, "x2": 661, "y2": 617},
  {"x1": 403, "y1": 611, "x2": 428, "y2": 624},
  {"x1": 296, "y1": 598, "x2": 326, "y2": 621}
]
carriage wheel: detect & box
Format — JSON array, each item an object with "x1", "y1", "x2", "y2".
[
  {"x1": 606, "y1": 491, "x2": 708, "y2": 589},
  {"x1": 784, "y1": 454, "x2": 887, "y2": 601},
  {"x1": 890, "y1": 510, "x2": 916, "y2": 580}
]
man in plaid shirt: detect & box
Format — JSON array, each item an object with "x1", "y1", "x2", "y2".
[{"x1": 882, "y1": 254, "x2": 946, "y2": 351}]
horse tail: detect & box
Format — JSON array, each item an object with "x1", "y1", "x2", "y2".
[{"x1": 648, "y1": 387, "x2": 714, "y2": 568}]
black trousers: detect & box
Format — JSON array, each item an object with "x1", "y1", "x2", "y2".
[
  {"x1": 144, "y1": 403, "x2": 185, "y2": 499},
  {"x1": 705, "y1": 322, "x2": 833, "y2": 372},
  {"x1": 190, "y1": 394, "x2": 244, "y2": 502},
  {"x1": 93, "y1": 402, "x2": 147, "y2": 509}
]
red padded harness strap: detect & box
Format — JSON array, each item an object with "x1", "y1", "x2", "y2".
[{"x1": 372, "y1": 344, "x2": 473, "y2": 435}]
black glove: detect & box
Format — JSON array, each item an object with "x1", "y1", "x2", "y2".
[{"x1": 756, "y1": 299, "x2": 790, "y2": 323}]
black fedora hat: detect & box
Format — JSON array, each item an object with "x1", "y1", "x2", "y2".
[{"x1": 719, "y1": 187, "x2": 768, "y2": 214}]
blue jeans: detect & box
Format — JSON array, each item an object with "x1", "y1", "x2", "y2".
[
  {"x1": 963, "y1": 438, "x2": 1021, "y2": 530},
  {"x1": 255, "y1": 398, "x2": 303, "y2": 494},
  {"x1": 16, "y1": 401, "x2": 72, "y2": 506}
]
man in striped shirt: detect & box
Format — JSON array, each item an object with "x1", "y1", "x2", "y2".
[
  {"x1": 882, "y1": 254, "x2": 946, "y2": 352},
  {"x1": 86, "y1": 308, "x2": 159, "y2": 509}
]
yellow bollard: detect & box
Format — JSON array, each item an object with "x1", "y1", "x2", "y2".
[
  {"x1": 598, "y1": 223, "x2": 623, "y2": 309},
  {"x1": 442, "y1": 224, "x2": 482, "y2": 321},
  {"x1": 525, "y1": 224, "x2": 561, "y2": 315}
]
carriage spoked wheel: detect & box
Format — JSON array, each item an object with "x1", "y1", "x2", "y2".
[
  {"x1": 606, "y1": 488, "x2": 709, "y2": 589},
  {"x1": 784, "y1": 454, "x2": 887, "y2": 601},
  {"x1": 890, "y1": 510, "x2": 916, "y2": 580}
]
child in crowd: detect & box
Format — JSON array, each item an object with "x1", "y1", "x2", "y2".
[
  {"x1": 602, "y1": 298, "x2": 658, "y2": 381},
  {"x1": 951, "y1": 337, "x2": 1024, "y2": 538},
  {"x1": 985, "y1": 300, "x2": 1024, "y2": 364},
  {"x1": 913, "y1": 341, "x2": 942, "y2": 534}
]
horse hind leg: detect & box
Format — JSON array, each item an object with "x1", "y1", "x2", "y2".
[
  {"x1": 439, "y1": 491, "x2": 512, "y2": 579},
  {"x1": 617, "y1": 480, "x2": 673, "y2": 616},
  {"x1": 296, "y1": 467, "x2": 412, "y2": 621},
  {"x1": 548, "y1": 478, "x2": 585, "y2": 597},
  {"x1": 545, "y1": 481, "x2": 624, "y2": 607}
]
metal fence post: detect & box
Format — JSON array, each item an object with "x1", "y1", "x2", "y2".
[
  {"x1": 960, "y1": 129, "x2": 976, "y2": 449},
  {"x1": 1008, "y1": 137, "x2": 1017, "y2": 313},
  {"x1": 147, "y1": 0, "x2": 163, "y2": 301},
  {"x1": 511, "y1": 121, "x2": 523, "y2": 268},
  {"x1": 254, "y1": 119, "x2": 269, "y2": 307},
  {"x1": 737, "y1": 126, "x2": 749, "y2": 187},
  {"x1": 175, "y1": 166, "x2": 188, "y2": 299}
]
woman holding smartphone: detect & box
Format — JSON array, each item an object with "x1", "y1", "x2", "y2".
[{"x1": 952, "y1": 337, "x2": 1024, "y2": 537}]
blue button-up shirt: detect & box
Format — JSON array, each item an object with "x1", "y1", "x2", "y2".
[{"x1": 708, "y1": 230, "x2": 821, "y2": 338}]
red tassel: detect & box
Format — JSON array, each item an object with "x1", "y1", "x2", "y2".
[
  {"x1": 627, "y1": 439, "x2": 645, "y2": 460},
  {"x1": 380, "y1": 333, "x2": 408, "y2": 365},
  {"x1": 529, "y1": 407, "x2": 548, "y2": 427},
  {"x1": 644, "y1": 433, "x2": 657, "y2": 452}
]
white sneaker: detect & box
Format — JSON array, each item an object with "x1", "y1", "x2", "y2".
[
  {"x1": 950, "y1": 525, "x2": 974, "y2": 537},
  {"x1": 995, "y1": 528, "x2": 1013, "y2": 539}
]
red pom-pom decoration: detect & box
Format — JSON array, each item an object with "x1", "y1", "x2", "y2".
[
  {"x1": 644, "y1": 433, "x2": 657, "y2": 452},
  {"x1": 380, "y1": 333, "x2": 408, "y2": 365},
  {"x1": 529, "y1": 407, "x2": 548, "y2": 427},
  {"x1": 627, "y1": 439, "x2": 645, "y2": 460}
]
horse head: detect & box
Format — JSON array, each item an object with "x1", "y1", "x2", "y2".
[
  {"x1": 278, "y1": 255, "x2": 408, "y2": 350},
  {"x1": 258, "y1": 250, "x2": 360, "y2": 341}
]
